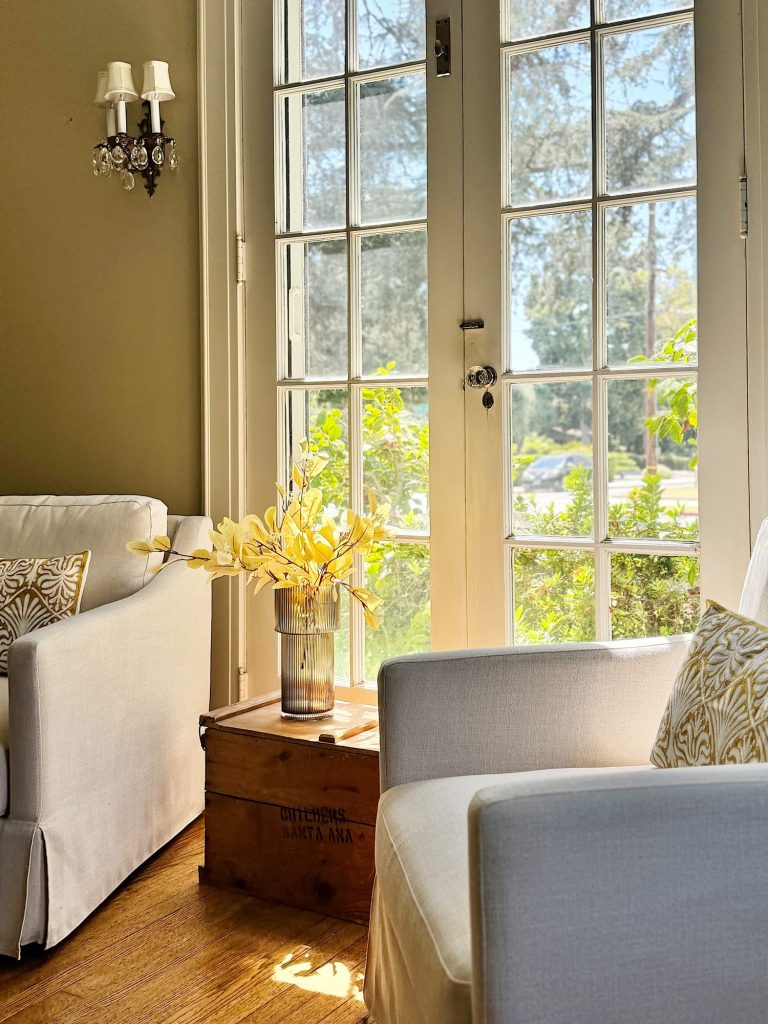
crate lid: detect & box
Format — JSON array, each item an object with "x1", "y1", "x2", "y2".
[{"x1": 201, "y1": 696, "x2": 379, "y2": 755}]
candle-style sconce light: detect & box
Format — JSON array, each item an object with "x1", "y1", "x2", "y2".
[{"x1": 92, "y1": 60, "x2": 178, "y2": 196}]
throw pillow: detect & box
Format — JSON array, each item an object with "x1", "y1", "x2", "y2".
[
  {"x1": 0, "y1": 552, "x2": 91, "y2": 673},
  {"x1": 651, "y1": 600, "x2": 768, "y2": 767}
]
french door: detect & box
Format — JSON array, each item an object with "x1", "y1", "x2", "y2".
[
  {"x1": 460, "y1": 0, "x2": 751, "y2": 648},
  {"x1": 233, "y1": 0, "x2": 752, "y2": 700}
]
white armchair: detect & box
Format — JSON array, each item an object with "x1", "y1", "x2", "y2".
[
  {"x1": 365, "y1": 523, "x2": 768, "y2": 1024},
  {"x1": 0, "y1": 496, "x2": 211, "y2": 958}
]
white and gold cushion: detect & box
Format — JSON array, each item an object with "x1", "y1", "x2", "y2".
[
  {"x1": 0, "y1": 552, "x2": 90, "y2": 675},
  {"x1": 652, "y1": 601, "x2": 768, "y2": 767}
]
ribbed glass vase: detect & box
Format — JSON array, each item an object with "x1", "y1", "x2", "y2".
[{"x1": 274, "y1": 584, "x2": 341, "y2": 720}]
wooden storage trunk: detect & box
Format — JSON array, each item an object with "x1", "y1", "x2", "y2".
[{"x1": 200, "y1": 697, "x2": 380, "y2": 924}]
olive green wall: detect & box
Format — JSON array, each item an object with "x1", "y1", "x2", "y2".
[{"x1": 0, "y1": 0, "x2": 201, "y2": 514}]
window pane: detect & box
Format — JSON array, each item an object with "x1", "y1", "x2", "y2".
[
  {"x1": 504, "y1": 40, "x2": 592, "y2": 206},
  {"x1": 606, "y1": 198, "x2": 697, "y2": 366},
  {"x1": 361, "y1": 230, "x2": 427, "y2": 376},
  {"x1": 511, "y1": 382, "x2": 593, "y2": 538},
  {"x1": 611, "y1": 553, "x2": 699, "y2": 639},
  {"x1": 603, "y1": 22, "x2": 696, "y2": 194},
  {"x1": 280, "y1": 0, "x2": 345, "y2": 84},
  {"x1": 508, "y1": 210, "x2": 592, "y2": 372},
  {"x1": 503, "y1": 0, "x2": 590, "y2": 42},
  {"x1": 363, "y1": 385, "x2": 429, "y2": 531},
  {"x1": 285, "y1": 388, "x2": 350, "y2": 512},
  {"x1": 281, "y1": 238, "x2": 348, "y2": 379},
  {"x1": 279, "y1": 86, "x2": 346, "y2": 233},
  {"x1": 357, "y1": 0, "x2": 425, "y2": 70},
  {"x1": 602, "y1": 0, "x2": 691, "y2": 23},
  {"x1": 365, "y1": 542, "x2": 430, "y2": 680},
  {"x1": 607, "y1": 377, "x2": 698, "y2": 540},
  {"x1": 513, "y1": 547, "x2": 595, "y2": 642},
  {"x1": 358, "y1": 72, "x2": 427, "y2": 225}
]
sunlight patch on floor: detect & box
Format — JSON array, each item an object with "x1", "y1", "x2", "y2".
[{"x1": 272, "y1": 947, "x2": 365, "y2": 1001}]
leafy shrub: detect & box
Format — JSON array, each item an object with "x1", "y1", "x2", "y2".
[
  {"x1": 311, "y1": 382, "x2": 431, "y2": 678},
  {"x1": 308, "y1": 331, "x2": 700, "y2": 674},
  {"x1": 514, "y1": 466, "x2": 699, "y2": 644}
]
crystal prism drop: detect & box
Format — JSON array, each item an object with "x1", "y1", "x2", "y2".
[
  {"x1": 111, "y1": 145, "x2": 125, "y2": 169},
  {"x1": 169, "y1": 146, "x2": 178, "y2": 170},
  {"x1": 121, "y1": 170, "x2": 135, "y2": 191},
  {"x1": 152, "y1": 145, "x2": 165, "y2": 166}
]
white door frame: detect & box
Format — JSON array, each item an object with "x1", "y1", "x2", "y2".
[
  {"x1": 696, "y1": 0, "x2": 752, "y2": 607},
  {"x1": 198, "y1": 0, "x2": 247, "y2": 708},
  {"x1": 744, "y1": 0, "x2": 768, "y2": 539}
]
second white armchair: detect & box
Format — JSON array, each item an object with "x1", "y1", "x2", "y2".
[{"x1": 365, "y1": 521, "x2": 768, "y2": 1024}]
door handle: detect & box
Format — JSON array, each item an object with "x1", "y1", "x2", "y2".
[{"x1": 465, "y1": 365, "x2": 498, "y2": 389}]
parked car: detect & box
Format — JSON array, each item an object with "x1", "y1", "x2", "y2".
[{"x1": 520, "y1": 453, "x2": 592, "y2": 490}]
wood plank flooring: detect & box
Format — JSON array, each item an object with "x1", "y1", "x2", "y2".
[{"x1": 0, "y1": 819, "x2": 372, "y2": 1024}]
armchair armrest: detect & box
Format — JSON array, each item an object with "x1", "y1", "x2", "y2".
[
  {"x1": 469, "y1": 764, "x2": 768, "y2": 1024},
  {"x1": 378, "y1": 637, "x2": 689, "y2": 790},
  {"x1": 8, "y1": 550, "x2": 211, "y2": 822}
]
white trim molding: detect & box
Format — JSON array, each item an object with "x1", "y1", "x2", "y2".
[{"x1": 198, "y1": 0, "x2": 247, "y2": 708}]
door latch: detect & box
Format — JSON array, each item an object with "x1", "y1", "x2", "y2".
[{"x1": 434, "y1": 18, "x2": 451, "y2": 77}]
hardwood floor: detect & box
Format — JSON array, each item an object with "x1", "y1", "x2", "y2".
[{"x1": 0, "y1": 819, "x2": 372, "y2": 1024}]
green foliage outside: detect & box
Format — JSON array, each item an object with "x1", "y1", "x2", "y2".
[
  {"x1": 637, "y1": 319, "x2": 698, "y2": 466},
  {"x1": 310, "y1": 380, "x2": 431, "y2": 679},
  {"x1": 306, "y1": 324, "x2": 700, "y2": 677},
  {"x1": 513, "y1": 466, "x2": 699, "y2": 645},
  {"x1": 513, "y1": 318, "x2": 700, "y2": 644}
]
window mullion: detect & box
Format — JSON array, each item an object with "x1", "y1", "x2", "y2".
[
  {"x1": 591, "y1": 0, "x2": 611, "y2": 641},
  {"x1": 349, "y1": 385, "x2": 365, "y2": 683},
  {"x1": 596, "y1": 545, "x2": 612, "y2": 639},
  {"x1": 346, "y1": 0, "x2": 357, "y2": 75},
  {"x1": 346, "y1": 6, "x2": 365, "y2": 685},
  {"x1": 594, "y1": 380, "x2": 612, "y2": 639}
]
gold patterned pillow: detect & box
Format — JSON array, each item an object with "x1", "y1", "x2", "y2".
[
  {"x1": 0, "y1": 552, "x2": 91, "y2": 673},
  {"x1": 651, "y1": 601, "x2": 768, "y2": 767}
]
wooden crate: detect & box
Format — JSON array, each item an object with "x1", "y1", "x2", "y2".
[{"x1": 200, "y1": 697, "x2": 380, "y2": 924}]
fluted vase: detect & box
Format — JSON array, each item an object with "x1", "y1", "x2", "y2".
[{"x1": 275, "y1": 584, "x2": 340, "y2": 720}]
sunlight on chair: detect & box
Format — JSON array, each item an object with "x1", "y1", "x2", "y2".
[{"x1": 272, "y1": 949, "x2": 365, "y2": 1001}]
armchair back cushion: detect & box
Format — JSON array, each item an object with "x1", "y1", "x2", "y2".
[
  {"x1": 0, "y1": 495, "x2": 167, "y2": 611},
  {"x1": 740, "y1": 517, "x2": 768, "y2": 625}
]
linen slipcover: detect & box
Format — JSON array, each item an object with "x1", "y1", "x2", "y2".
[
  {"x1": 0, "y1": 494, "x2": 167, "y2": 611},
  {"x1": 0, "y1": 676, "x2": 7, "y2": 816},
  {"x1": 366, "y1": 774, "x2": 509, "y2": 1024},
  {"x1": 0, "y1": 509, "x2": 211, "y2": 958},
  {"x1": 367, "y1": 520, "x2": 768, "y2": 1024},
  {"x1": 468, "y1": 765, "x2": 768, "y2": 1024}
]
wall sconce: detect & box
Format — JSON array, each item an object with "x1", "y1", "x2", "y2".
[{"x1": 92, "y1": 60, "x2": 178, "y2": 197}]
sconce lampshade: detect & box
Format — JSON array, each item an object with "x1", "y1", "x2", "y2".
[
  {"x1": 94, "y1": 70, "x2": 110, "y2": 107},
  {"x1": 141, "y1": 61, "x2": 175, "y2": 102},
  {"x1": 104, "y1": 61, "x2": 138, "y2": 103}
]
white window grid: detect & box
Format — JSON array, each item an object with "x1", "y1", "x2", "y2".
[
  {"x1": 273, "y1": 1, "x2": 429, "y2": 684},
  {"x1": 499, "y1": 5, "x2": 699, "y2": 643}
]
